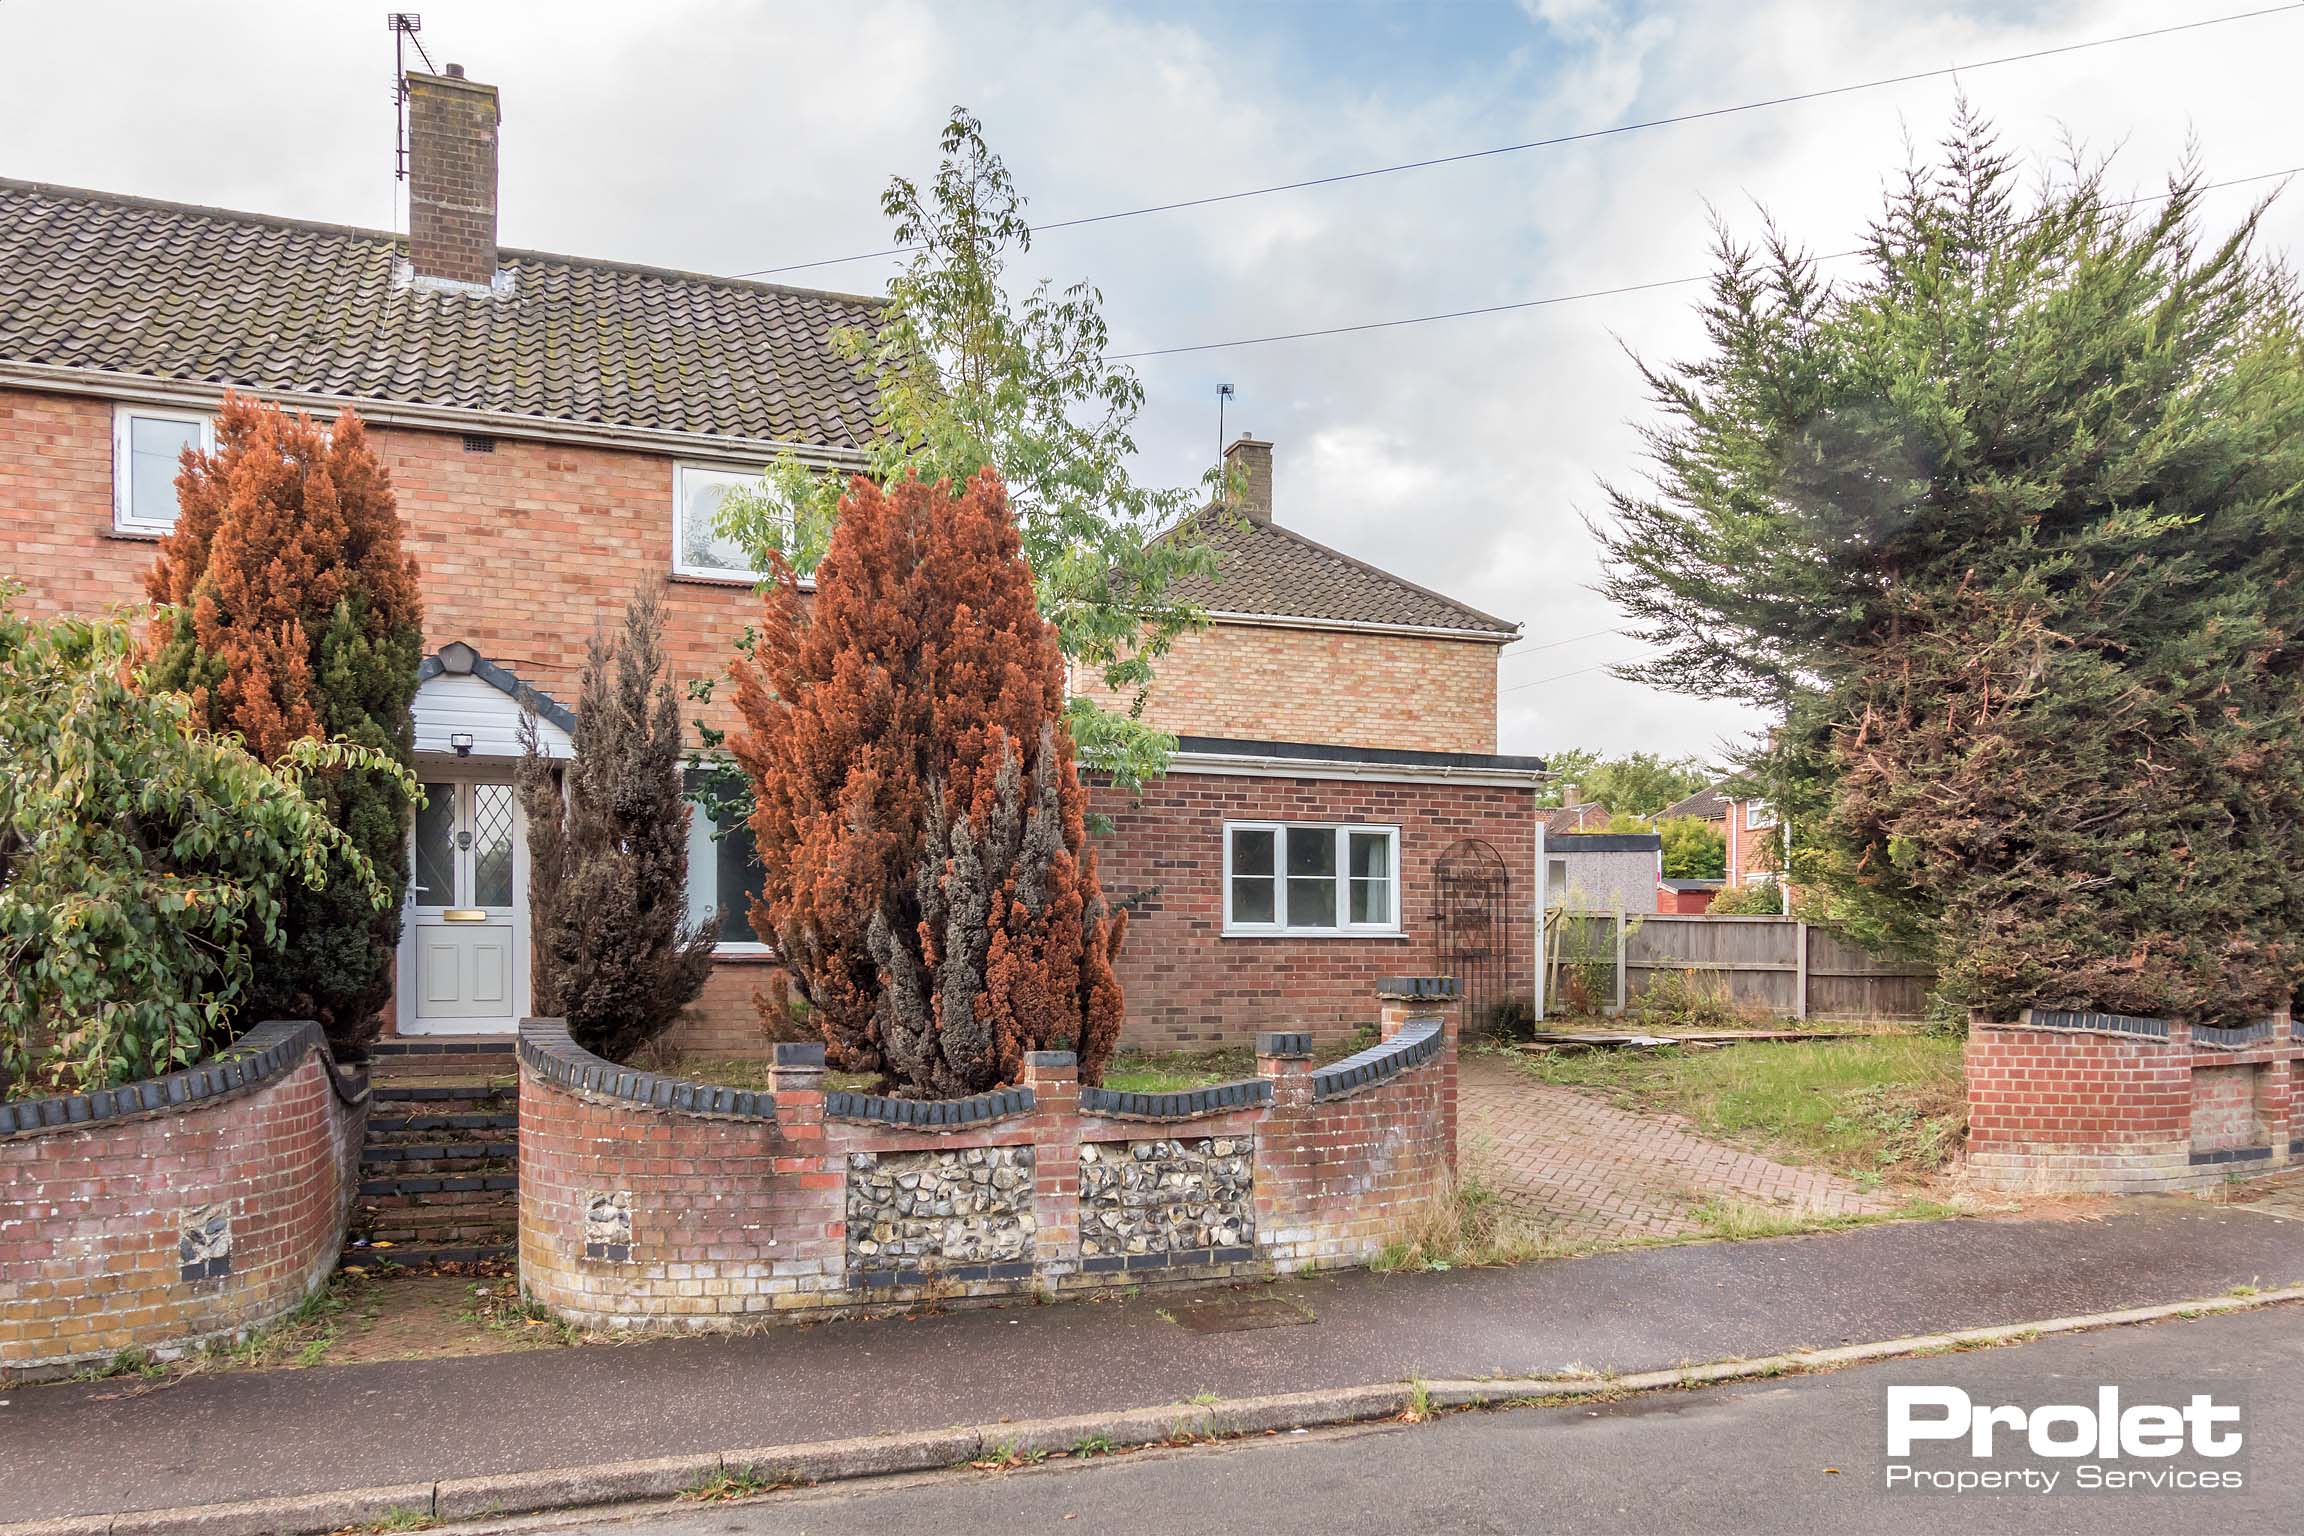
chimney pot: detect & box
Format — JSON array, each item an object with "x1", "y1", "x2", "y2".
[
  {"x1": 1222, "y1": 434, "x2": 1274, "y2": 524},
  {"x1": 406, "y1": 68, "x2": 500, "y2": 287}
]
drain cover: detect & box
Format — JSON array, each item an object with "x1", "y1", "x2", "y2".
[{"x1": 1164, "y1": 1294, "x2": 1315, "y2": 1334}]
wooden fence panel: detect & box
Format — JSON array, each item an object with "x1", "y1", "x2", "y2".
[{"x1": 1549, "y1": 910, "x2": 1932, "y2": 1020}]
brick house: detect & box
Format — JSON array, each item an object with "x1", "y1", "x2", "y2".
[
  {"x1": 1723, "y1": 795, "x2": 1783, "y2": 898},
  {"x1": 0, "y1": 67, "x2": 1545, "y2": 1055}
]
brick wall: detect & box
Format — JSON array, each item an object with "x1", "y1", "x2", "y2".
[
  {"x1": 1089, "y1": 771, "x2": 1537, "y2": 1048},
  {"x1": 516, "y1": 985, "x2": 1456, "y2": 1330},
  {"x1": 0, "y1": 1025, "x2": 366, "y2": 1378},
  {"x1": 1965, "y1": 1012, "x2": 2298, "y2": 1193},
  {"x1": 1069, "y1": 622, "x2": 1500, "y2": 754}
]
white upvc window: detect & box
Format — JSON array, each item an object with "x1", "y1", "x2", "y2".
[
  {"x1": 1223, "y1": 822, "x2": 1400, "y2": 937},
  {"x1": 673, "y1": 462, "x2": 781, "y2": 582},
  {"x1": 112, "y1": 404, "x2": 213, "y2": 535},
  {"x1": 683, "y1": 768, "x2": 771, "y2": 955},
  {"x1": 1743, "y1": 800, "x2": 1773, "y2": 830}
]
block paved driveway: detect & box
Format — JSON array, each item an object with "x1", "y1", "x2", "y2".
[{"x1": 1459, "y1": 1051, "x2": 1891, "y2": 1245}]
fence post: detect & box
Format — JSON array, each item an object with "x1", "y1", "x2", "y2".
[
  {"x1": 1794, "y1": 919, "x2": 1809, "y2": 1020},
  {"x1": 1613, "y1": 903, "x2": 1628, "y2": 1015}
]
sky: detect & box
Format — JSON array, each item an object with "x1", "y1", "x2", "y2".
[{"x1": 4, "y1": 0, "x2": 2299, "y2": 765}]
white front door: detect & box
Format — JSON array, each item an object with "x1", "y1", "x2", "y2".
[{"x1": 400, "y1": 774, "x2": 528, "y2": 1034}]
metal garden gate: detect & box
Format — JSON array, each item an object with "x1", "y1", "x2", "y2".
[{"x1": 1430, "y1": 837, "x2": 1511, "y2": 1028}]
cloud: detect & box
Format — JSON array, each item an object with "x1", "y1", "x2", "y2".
[{"x1": 3, "y1": 0, "x2": 2295, "y2": 764}]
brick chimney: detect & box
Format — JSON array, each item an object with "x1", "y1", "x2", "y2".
[
  {"x1": 1222, "y1": 434, "x2": 1274, "y2": 524},
  {"x1": 406, "y1": 65, "x2": 501, "y2": 288}
]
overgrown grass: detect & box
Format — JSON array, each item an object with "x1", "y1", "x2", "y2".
[
  {"x1": 642, "y1": 1054, "x2": 877, "y2": 1094},
  {"x1": 1101, "y1": 1028, "x2": 1379, "y2": 1094},
  {"x1": 1518, "y1": 1036, "x2": 1967, "y2": 1182},
  {"x1": 1370, "y1": 1172, "x2": 1560, "y2": 1272}
]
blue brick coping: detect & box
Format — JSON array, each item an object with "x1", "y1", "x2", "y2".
[
  {"x1": 1081, "y1": 1078, "x2": 1274, "y2": 1122},
  {"x1": 1311, "y1": 1018, "x2": 1445, "y2": 1102},
  {"x1": 2018, "y1": 1008, "x2": 2171, "y2": 1040},
  {"x1": 2193, "y1": 1020, "x2": 2279, "y2": 1051},
  {"x1": 518, "y1": 1017, "x2": 783, "y2": 1121},
  {"x1": 1376, "y1": 976, "x2": 1460, "y2": 1001},
  {"x1": 0, "y1": 1019, "x2": 365, "y2": 1138},
  {"x1": 822, "y1": 1085, "x2": 1037, "y2": 1128}
]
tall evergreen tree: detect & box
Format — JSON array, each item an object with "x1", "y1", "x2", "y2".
[
  {"x1": 731, "y1": 468, "x2": 1127, "y2": 1095},
  {"x1": 1597, "y1": 110, "x2": 2304, "y2": 1023},
  {"x1": 147, "y1": 396, "x2": 423, "y2": 1057},
  {"x1": 519, "y1": 585, "x2": 717, "y2": 1063}
]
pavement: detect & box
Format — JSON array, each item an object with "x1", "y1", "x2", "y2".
[
  {"x1": 549, "y1": 1303, "x2": 2304, "y2": 1536},
  {"x1": 1458, "y1": 1053, "x2": 1890, "y2": 1241},
  {"x1": 4, "y1": 1196, "x2": 2303, "y2": 1525}
]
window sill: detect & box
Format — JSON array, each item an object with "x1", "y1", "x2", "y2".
[
  {"x1": 106, "y1": 525, "x2": 168, "y2": 542},
  {"x1": 710, "y1": 946, "x2": 782, "y2": 964},
  {"x1": 1220, "y1": 928, "x2": 1409, "y2": 941},
  {"x1": 670, "y1": 568, "x2": 817, "y2": 591}
]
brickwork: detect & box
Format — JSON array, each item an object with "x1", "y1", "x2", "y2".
[
  {"x1": 0, "y1": 1026, "x2": 366, "y2": 1377},
  {"x1": 406, "y1": 71, "x2": 500, "y2": 287},
  {"x1": 515, "y1": 985, "x2": 1457, "y2": 1330},
  {"x1": 1089, "y1": 771, "x2": 1536, "y2": 1049},
  {"x1": 1965, "y1": 1012, "x2": 2299, "y2": 1193},
  {"x1": 1069, "y1": 622, "x2": 1499, "y2": 754}
]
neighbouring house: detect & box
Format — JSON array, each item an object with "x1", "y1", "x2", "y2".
[
  {"x1": 1656, "y1": 783, "x2": 1728, "y2": 828},
  {"x1": 1544, "y1": 832, "x2": 1662, "y2": 915},
  {"x1": 0, "y1": 72, "x2": 1546, "y2": 1054},
  {"x1": 1656, "y1": 877, "x2": 1724, "y2": 914},
  {"x1": 1541, "y1": 794, "x2": 1612, "y2": 836},
  {"x1": 1724, "y1": 795, "x2": 1782, "y2": 895}
]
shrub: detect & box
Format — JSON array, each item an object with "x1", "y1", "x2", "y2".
[
  {"x1": 1709, "y1": 880, "x2": 1784, "y2": 917},
  {"x1": 519, "y1": 585, "x2": 717, "y2": 1063},
  {"x1": 146, "y1": 395, "x2": 423, "y2": 1058},
  {"x1": 1628, "y1": 968, "x2": 1762, "y2": 1030},
  {"x1": 731, "y1": 469, "x2": 1126, "y2": 1096},
  {"x1": 0, "y1": 597, "x2": 402, "y2": 1095}
]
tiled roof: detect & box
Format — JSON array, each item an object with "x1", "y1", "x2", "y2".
[
  {"x1": 0, "y1": 178, "x2": 882, "y2": 449},
  {"x1": 1170, "y1": 506, "x2": 1517, "y2": 638},
  {"x1": 1660, "y1": 785, "x2": 1730, "y2": 821},
  {"x1": 1541, "y1": 803, "x2": 1611, "y2": 835}
]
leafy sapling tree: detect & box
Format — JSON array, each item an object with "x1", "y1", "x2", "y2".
[
  {"x1": 1597, "y1": 107, "x2": 2304, "y2": 1022},
  {"x1": 146, "y1": 395, "x2": 424, "y2": 1058},
  {"x1": 714, "y1": 108, "x2": 1223, "y2": 791},
  {"x1": 732, "y1": 469, "x2": 1127, "y2": 1096},
  {"x1": 519, "y1": 585, "x2": 718, "y2": 1063},
  {"x1": 0, "y1": 594, "x2": 403, "y2": 1095}
]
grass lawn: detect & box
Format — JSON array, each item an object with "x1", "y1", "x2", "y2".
[{"x1": 1512, "y1": 1034, "x2": 1967, "y2": 1185}]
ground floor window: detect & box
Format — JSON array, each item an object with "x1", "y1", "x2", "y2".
[
  {"x1": 684, "y1": 768, "x2": 768, "y2": 953},
  {"x1": 1223, "y1": 821, "x2": 1400, "y2": 936}
]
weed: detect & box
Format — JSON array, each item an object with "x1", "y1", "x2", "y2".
[
  {"x1": 681, "y1": 1465, "x2": 795, "y2": 1503},
  {"x1": 1401, "y1": 1381, "x2": 1434, "y2": 1423},
  {"x1": 1371, "y1": 1173, "x2": 1559, "y2": 1272},
  {"x1": 972, "y1": 1439, "x2": 1050, "y2": 1470},
  {"x1": 79, "y1": 1345, "x2": 162, "y2": 1382},
  {"x1": 333, "y1": 1507, "x2": 438, "y2": 1533},
  {"x1": 1188, "y1": 1391, "x2": 1223, "y2": 1407},
  {"x1": 1069, "y1": 1435, "x2": 1115, "y2": 1456}
]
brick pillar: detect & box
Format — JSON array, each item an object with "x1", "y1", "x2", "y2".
[
  {"x1": 1377, "y1": 978, "x2": 1461, "y2": 1172},
  {"x1": 1023, "y1": 1051, "x2": 1080, "y2": 1280},
  {"x1": 1253, "y1": 1031, "x2": 1313, "y2": 1268},
  {"x1": 768, "y1": 1042, "x2": 837, "y2": 1288}
]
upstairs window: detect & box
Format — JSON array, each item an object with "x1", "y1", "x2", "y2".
[
  {"x1": 1743, "y1": 800, "x2": 1773, "y2": 830},
  {"x1": 112, "y1": 405, "x2": 213, "y2": 535},
  {"x1": 674, "y1": 463, "x2": 776, "y2": 581},
  {"x1": 1224, "y1": 822, "x2": 1400, "y2": 936},
  {"x1": 684, "y1": 768, "x2": 769, "y2": 953}
]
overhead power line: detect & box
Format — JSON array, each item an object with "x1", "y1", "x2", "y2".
[
  {"x1": 733, "y1": 4, "x2": 2303, "y2": 279},
  {"x1": 1103, "y1": 165, "x2": 2304, "y2": 360},
  {"x1": 1500, "y1": 624, "x2": 1626, "y2": 659},
  {"x1": 1501, "y1": 654, "x2": 1659, "y2": 693}
]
